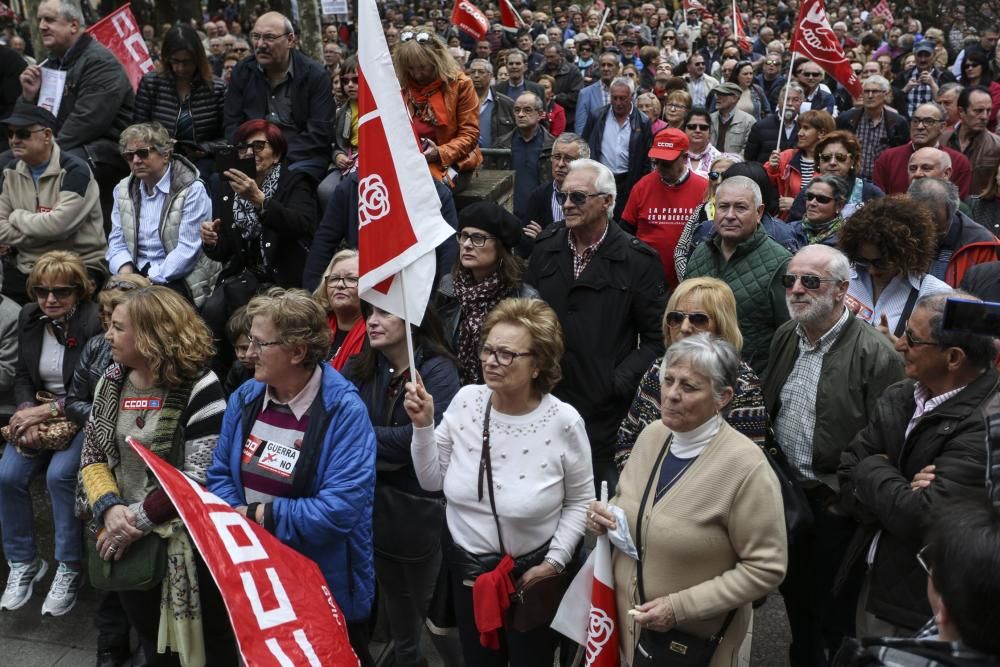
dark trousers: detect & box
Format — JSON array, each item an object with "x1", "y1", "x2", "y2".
[
  {"x1": 346, "y1": 619, "x2": 376, "y2": 667},
  {"x1": 780, "y1": 488, "x2": 862, "y2": 667},
  {"x1": 95, "y1": 590, "x2": 131, "y2": 652},
  {"x1": 451, "y1": 571, "x2": 559, "y2": 667},
  {"x1": 117, "y1": 552, "x2": 238, "y2": 666},
  {"x1": 613, "y1": 172, "x2": 632, "y2": 223}
]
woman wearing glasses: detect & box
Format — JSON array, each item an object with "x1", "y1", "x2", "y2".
[
  {"x1": 614, "y1": 278, "x2": 767, "y2": 471},
  {"x1": 394, "y1": 30, "x2": 482, "y2": 192},
  {"x1": 312, "y1": 249, "x2": 365, "y2": 371},
  {"x1": 405, "y1": 297, "x2": 593, "y2": 667},
  {"x1": 838, "y1": 196, "x2": 952, "y2": 339},
  {"x1": 958, "y1": 49, "x2": 1000, "y2": 131},
  {"x1": 662, "y1": 90, "x2": 692, "y2": 130},
  {"x1": 787, "y1": 130, "x2": 884, "y2": 222},
  {"x1": 790, "y1": 175, "x2": 851, "y2": 247},
  {"x1": 332, "y1": 56, "x2": 360, "y2": 180},
  {"x1": 207, "y1": 288, "x2": 377, "y2": 666},
  {"x1": 0, "y1": 251, "x2": 102, "y2": 616},
  {"x1": 435, "y1": 203, "x2": 539, "y2": 386}
]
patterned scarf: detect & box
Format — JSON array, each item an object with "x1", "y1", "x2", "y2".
[
  {"x1": 802, "y1": 214, "x2": 845, "y2": 246},
  {"x1": 231, "y1": 163, "x2": 282, "y2": 269},
  {"x1": 40, "y1": 304, "x2": 77, "y2": 346},
  {"x1": 453, "y1": 268, "x2": 504, "y2": 385},
  {"x1": 406, "y1": 79, "x2": 447, "y2": 127}
]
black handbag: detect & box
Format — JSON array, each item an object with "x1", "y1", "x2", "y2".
[
  {"x1": 632, "y1": 436, "x2": 736, "y2": 667},
  {"x1": 372, "y1": 483, "x2": 445, "y2": 563},
  {"x1": 759, "y1": 442, "x2": 814, "y2": 545}
]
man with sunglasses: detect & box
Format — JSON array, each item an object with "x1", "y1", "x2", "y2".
[
  {"x1": 836, "y1": 75, "x2": 911, "y2": 181},
  {"x1": 0, "y1": 100, "x2": 107, "y2": 304},
  {"x1": 795, "y1": 60, "x2": 836, "y2": 114},
  {"x1": 839, "y1": 292, "x2": 1000, "y2": 640},
  {"x1": 764, "y1": 245, "x2": 903, "y2": 667}
]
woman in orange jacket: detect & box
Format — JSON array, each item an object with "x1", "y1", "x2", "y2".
[{"x1": 764, "y1": 109, "x2": 835, "y2": 219}]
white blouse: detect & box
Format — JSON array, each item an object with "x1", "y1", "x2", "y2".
[
  {"x1": 412, "y1": 384, "x2": 594, "y2": 568},
  {"x1": 38, "y1": 327, "x2": 65, "y2": 396}
]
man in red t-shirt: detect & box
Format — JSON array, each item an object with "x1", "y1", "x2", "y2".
[{"x1": 621, "y1": 128, "x2": 709, "y2": 287}]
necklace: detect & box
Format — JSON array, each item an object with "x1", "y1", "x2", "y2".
[{"x1": 124, "y1": 376, "x2": 162, "y2": 429}]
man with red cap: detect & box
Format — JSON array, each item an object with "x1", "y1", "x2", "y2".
[{"x1": 621, "y1": 128, "x2": 709, "y2": 287}]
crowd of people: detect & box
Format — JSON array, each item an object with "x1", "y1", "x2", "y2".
[{"x1": 1, "y1": 0, "x2": 1000, "y2": 666}]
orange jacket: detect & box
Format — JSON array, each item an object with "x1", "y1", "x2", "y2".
[
  {"x1": 428, "y1": 74, "x2": 483, "y2": 178},
  {"x1": 764, "y1": 148, "x2": 806, "y2": 220}
]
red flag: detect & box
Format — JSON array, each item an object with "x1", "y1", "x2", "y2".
[
  {"x1": 683, "y1": 0, "x2": 706, "y2": 12},
  {"x1": 552, "y1": 534, "x2": 620, "y2": 667},
  {"x1": 732, "y1": 1, "x2": 753, "y2": 54},
  {"x1": 870, "y1": 0, "x2": 894, "y2": 30},
  {"x1": 500, "y1": 0, "x2": 526, "y2": 32},
  {"x1": 85, "y1": 4, "x2": 153, "y2": 91},
  {"x1": 129, "y1": 438, "x2": 359, "y2": 666},
  {"x1": 357, "y1": 0, "x2": 456, "y2": 323},
  {"x1": 790, "y1": 0, "x2": 861, "y2": 98},
  {"x1": 451, "y1": 0, "x2": 489, "y2": 41}
]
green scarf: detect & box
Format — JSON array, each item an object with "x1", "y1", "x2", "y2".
[{"x1": 802, "y1": 214, "x2": 845, "y2": 246}]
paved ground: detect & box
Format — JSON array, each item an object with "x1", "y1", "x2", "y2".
[{"x1": 1, "y1": 478, "x2": 793, "y2": 666}]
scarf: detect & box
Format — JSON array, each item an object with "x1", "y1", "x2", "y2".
[
  {"x1": 39, "y1": 304, "x2": 77, "y2": 346},
  {"x1": 406, "y1": 79, "x2": 447, "y2": 129},
  {"x1": 328, "y1": 313, "x2": 367, "y2": 371},
  {"x1": 453, "y1": 268, "x2": 504, "y2": 385},
  {"x1": 802, "y1": 213, "x2": 845, "y2": 245},
  {"x1": 231, "y1": 163, "x2": 283, "y2": 270}
]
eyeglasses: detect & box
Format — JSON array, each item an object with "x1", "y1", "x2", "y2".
[
  {"x1": 340, "y1": 75, "x2": 359, "y2": 85},
  {"x1": 556, "y1": 190, "x2": 606, "y2": 206},
  {"x1": 122, "y1": 147, "x2": 155, "y2": 161},
  {"x1": 663, "y1": 35, "x2": 676, "y2": 40},
  {"x1": 861, "y1": 88, "x2": 885, "y2": 95},
  {"x1": 800, "y1": 71, "x2": 823, "y2": 78},
  {"x1": 247, "y1": 335, "x2": 283, "y2": 352},
  {"x1": 916, "y1": 545, "x2": 932, "y2": 576},
  {"x1": 666, "y1": 103, "x2": 689, "y2": 111},
  {"x1": 686, "y1": 123, "x2": 710, "y2": 131},
  {"x1": 819, "y1": 152, "x2": 851, "y2": 163},
  {"x1": 480, "y1": 343, "x2": 534, "y2": 366},
  {"x1": 456, "y1": 231, "x2": 496, "y2": 247},
  {"x1": 550, "y1": 153, "x2": 577, "y2": 164},
  {"x1": 964, "y1": 61, "x2": 983, "y2": 68},
  {"x1": 400, "y1": 31, "x2": 432, "y2": 43},
  {"x1": 764, "y1": 60, "x2": 780, "y2": 65},
  {"x1": 249, "y1": 31, "x2": 290, "y2": 44},
  {"x1": 665, "y1": 311, "x2": 711, "y2": 328},
  {"x1": 690, "y1": 61, "x2": 705, "y2": 67},
  {"x1": 103, "y1": 280, "x2": 139, "y2": 292},
  {"x1": 236, "y1": 140, "x2": 269, "y2": 153},
  {"x1": 853, "y1": 256, "x2": 893, "y2": 271},
  {"x1": 903, "y1": 327, "x2": 939, "y2": 347},
  {"x1": 6, "y1": 128, "x2": 47, "y2": 140},
  {"x1": 911, "y1": 116, "x2": 943, "y2": 126},
  {"x1": 325, "y1": 274, "x2": 360, "y2": 287},
  {"x1": 34, "y1": 285, "x2": 78, "y2": 299},
  {"x1": 806, "y1": 192, "x2": 835, "y2": 204},
  {"x1": 781, "y1": 274, "x2": 839, "y2": 289},
  {"x1": 514, "y1": 105, "x2": 542, "y2": 114},
  {"x1": 233, "y1": 46, "x2": 250, "y2": 53}
]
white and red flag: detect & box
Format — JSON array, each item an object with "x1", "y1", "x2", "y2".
[
  {"x1": 356, "y1": 0, "x2": 455, "y2": 325},
  {"x1": 790, "y1": 0, "x2": 862, "y2": 98},
  {"x1": 732, "y1": 0, "x2": 753, "y2": 54},
  {"x1": 86, "y1": 3, "x2": 154, "y2": 91},
  {"x1": 870, "y1": 0, "x2": 894, "y2": 30},
  {"x1": 500, "y1": 0, "x2": 526, "y2": 32},
  {"x1": 452, "y1": 0, "x2": 489, "y2": 40},
  {"x1": 130, "y1": 438, "x2": 359, "y2": 666},
  {"x1": 683, "y1": 0, "x2": 706, "y2": 13}
]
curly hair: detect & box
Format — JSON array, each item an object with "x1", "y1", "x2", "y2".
[
  {"x1": 815, "y1": 130, "x2": 861, "y2": 176},
  {"x1": 122, "y1": 286, "x2": 215, "y2": 388},
  {"x1": 247, "y1": 287, "x2": 331, "y2": 370},
  {"x1": 838, "y1": 195, "x2": 939, "y2": 276},
  {"x1": 482, "y1": 298, "x2": 564, "y2": 394}
]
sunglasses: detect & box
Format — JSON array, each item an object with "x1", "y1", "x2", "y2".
[
  {"x1": 708, "y1": 171, "x2": 721, "y2": 181},
  {"x1": 400, "y1": 31, "x2": 432, "y2": 43},
  {"x1": 781, "y1": 273, "x2": 839, "y2": 289},
  {"x1": 764, "y1": 59, "x2": 780, "y2": 65},
  {"x1": 800, "y1": 71, "x2": 823, "y2": 78},
  {"x1": 686, "y1": 123, "x2": 710, "y2": 131},
  {"x1": 6, "y1": 128, "x2": 47, "y2": 140},
  {"x1": 819, "y1": 151, "x2": 851, "y2": 163},
  {"x1": 964, "y1": 61, "x2": 983, "y2": 68},
  {"x1": 665, "y1": 311, "x2": 711, "y2": 328},
  {"x1": 853, "y1": 256, "x2": 893, "y2": 271},
  {"x1": 340, "y1": 75, "x2": 359, "y2": 85},
  {"x1": 34, "y1": 285, "x2": 78, "y2": 299},
  {"x1": 122, "y1": 147, "x2": 155, "y2": 161},
  {"x1": 103, "y1": 280, "x2": 140, "y2": 292},
  {"x1": 556, "y1": 190, "x2": 606, "y2": 206},
  {"x1": 805, "y1": 192, "x2": 835, "y2": 204},
  {"x1": 236, "y1": 140, "x2": 269, "y2": 153}
]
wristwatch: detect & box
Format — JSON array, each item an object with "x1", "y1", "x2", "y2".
[
  {"x1": 47, "y1": 401, "x2": 59, "y2": 418},
  {"x1": 544, "y1": 557, "x2": 564, "y2": 573}
]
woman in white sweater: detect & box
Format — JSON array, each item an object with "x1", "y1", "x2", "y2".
[{"x1": 405, "y1": 298, "x2": 594, "y2": 667}]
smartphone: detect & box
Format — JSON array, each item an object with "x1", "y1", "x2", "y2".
[
  {"x1": 214, "y1": 146, "x2": 257, "y2": 179},
  {"x1": 942, "y1": 298, "x2": 1000, "y2": 336}
]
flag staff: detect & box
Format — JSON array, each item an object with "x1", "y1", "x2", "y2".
[
  {"x1": 776, "y1": 51, "x2": 797, "y2": 147},
  {"x1": 398, "y1": 268, "x2": 419, "y2": 382}
]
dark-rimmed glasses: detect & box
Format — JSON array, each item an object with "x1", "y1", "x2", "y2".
[
  {"x1": 236, "y1": 140, "x2": 269, "y2": 154},
  {"x1": 340, "y1": 75, "x2": 359, "y2": 86},
  {"x1": 122, "y1": 147, "x2": 155, "y2": 161},
  {"x1": 7, "y1": 128, "x2": 47, "y2": 140},
  {"x1": 665, "y1": 311, "x2": 711, "y2": 328},
  {"x1": 686, "y1": 123, "x2": 709, "y2": 131},
  {"x1": 556, "y1": 191, "x2": 606, "y2": 206},
  {"x1": 781, "y1": 274, "x2": 839, "y2": 290},
  {"x1": 34, "y1": 285, "x2": 78, "y2": 300},
  {"x1": 325, "y1": 274, "x2": 360, "y2": 287},
  {"x1": 853, "y1": 256, "x2": 893, "y2": 271},
  {"x1": 911, "y1": 116, "x2": 942, "y2": 126},
  {"x1": 805, "y1": 192, "x2": 835, "y2": 204},
  {"x1": 480, "y1": 344, "x2": 535, "y2": 366},
  {"x1": 903, "y1": 327, "x2": 939, "y2": 347},
  {"x1": 456, "y1": 231, "x2": 496, "y2": 247}
]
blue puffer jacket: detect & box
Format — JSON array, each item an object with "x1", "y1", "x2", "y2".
[{"x1": 206, "y1": 364, "x2": 376, "y2": 622}]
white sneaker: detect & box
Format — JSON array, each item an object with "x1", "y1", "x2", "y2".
[
  {"x1": 41, "y1": 562, "x2": 82, "y2": 617},
  {"x1": 0, "y1": 558, "x2": 48, "y2": 611}
]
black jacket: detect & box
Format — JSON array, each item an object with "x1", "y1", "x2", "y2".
[
  {"x1": 838, "y1": 369, "x2": 1000, "y2": 630},
  {"x1": 495, "y1": 79, "x2": 546, "y2": 104},
  {"x1": 433, "y1": 274, "x2": 540, "y2": 352},
  {"x1": 65, "y1": 334, "x2": 113, "y2": 427},
  {"x1": 744, "y1": 114, "x2": 799, "y2": 163},
  {"x1": 532, "y1": 59, "x2": 584, "y2": 130},
  {"x1": 960, "y1": 260, "x2": 1000, "y2": 302},
  {"x1": 524, "y1": 222, "x2": 667, "y2": 460},
  {"x1": 836, "y1": 107, "x2": 911, "y2": 149},
  {"x1": 14, "y1": 301, "x2": 102, "y2": 407},
  {"x1": 487, "y1": 90, "x2": 516, "y2": 148},
  {"x1": 583, "y1": 104, "x2": 653, "y2": 197},
  {"x1": 203, "y1": 164, "x2": 318, "y2": 288},
  {"x1": 0, "y1": 46, "x2": 26, "y2": 154},
  {"x1": 133, "y1": 72, "x2": 227, "y2": 151},
  {"x1": 302, "y1": 171, "x2": 459, "y2": 292}
]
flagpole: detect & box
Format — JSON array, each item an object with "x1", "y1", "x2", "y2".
[
  {"x1": 732, "y1": 0, "x2": 738, "y2": 45},
  {"x1": 398, "y1": 269, "x2": 419, "y2": 382},
  {"x1": 596, "y1": 8, "x2": 611, "y2": 39},
  {"x1": 776, "y1": 50, "x2": 797, "y2": 146}
]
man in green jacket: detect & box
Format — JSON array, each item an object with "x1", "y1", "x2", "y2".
[{"x1": 764, "y1": 244, "x2": 905, "y2": 667}]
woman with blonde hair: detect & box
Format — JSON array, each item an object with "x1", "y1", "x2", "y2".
[
  {"x1": 394, "y1": 30, "x2": 482, "y2": 192},
  {"x1": 312, "y1": 248, "x2": 365, "y2": 370},
  {"x1": 80, "y1": 286, "x2": 236, "y2": 666},
  {"x1": 614, "y1": 277, "x2": 767, "y2": 471},
  {"x1": 662, "y1": 89, "x2": 692, "y2": 129}
]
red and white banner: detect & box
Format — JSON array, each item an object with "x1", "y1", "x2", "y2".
[
  {"x1": 86, "y1": 4, "x2": 153, "y2": 91},
  {"x1": 790, "y1": 0, "x2": 861, "y2": 99},
  {"x1": 552, "y1": 534, "x2": 620, "y2": 667},
  {"x1": 870, "y1": 0, "x2": 894, "y2": 30},
  {"x1": 356, "y1": 0, "x2": 455, "y2": 324},
  {"x1": 732, "y1": 0, "x2": 752, "y2": 54},
  {"x1": 683, "y1": 0, "x2": 706, "y2": 12},
  {"x1": 130, "y1": 438, "x2": 359, "y2": 666},
  {"x1": 452, "y1": 0, "x2": 489, "y2": 40},
  {"x1": 500, "y1": 0, "x2": 526, "y2": 32}
]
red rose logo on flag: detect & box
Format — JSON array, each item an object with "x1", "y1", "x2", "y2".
[{"x1": 586, "y1": 607, "x2": 616, "y2": 665}]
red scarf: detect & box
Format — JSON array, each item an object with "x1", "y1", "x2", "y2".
[
  {"x1": 472, "y1": 554, "x2": 515, "y2": 649},
  {"x1": 328, "y1": 313, "x2": 366, "y2": 371}
]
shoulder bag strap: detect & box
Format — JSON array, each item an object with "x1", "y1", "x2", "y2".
[
  {"x1": 634, "y1": 434, "x2": 671, "y2": 604},
  {"x1": 477, "y1": 396, "x2": 507, "y2": 555},
  {"x1": 894, "y1": 285, "x2": 921, "y2": 338}
]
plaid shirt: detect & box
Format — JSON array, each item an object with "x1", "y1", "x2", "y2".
[
  {"x1": 904, "y1": 67, "x2": 946, "y2": 116},
  {"x1": 856, "y1": 110, "x2": 889, "y2": 181},
  {"x1": 774, "y1": 307, "x2": 851, "y2": 482},
  {"x1": 568, "y1": 223, "x2": 609, "y2": 279}
]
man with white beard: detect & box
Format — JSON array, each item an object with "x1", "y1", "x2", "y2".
[{"x1": 763, "y1": 244, "x2": 904, "y2": 666}]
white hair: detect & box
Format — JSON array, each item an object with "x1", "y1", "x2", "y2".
[
  {"x1": 717, "y1": 175, "x2": 762, "y2": 210},
  {"x1": 610, "y1": 76, "x2": 636, "y2": 95},
  {"x1": 865, "y1": 74, "x2": 891, "y2": 92},
  {"x1": 567, "y1": 158, "x2": 617, "y2": 217}
]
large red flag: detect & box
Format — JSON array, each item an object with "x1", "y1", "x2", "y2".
[
  {"x1": 500, "y1": 0, "x2": 526, "y2": 32},
  {"x1": 870, "y1": 0, "x2": 894, "y2": 30},
  {"x1": 790, "y1": 0, "x2": 861, "y2": 98},
  {"x1": 452, "y1": 0, "x2": 489, "y2": 40},
  {"x1": 356, "y1": 0, "x2": 456, "y2": 324},
  {"x1": 86, "y1": 4, "x2": 153, "y2": 91},
  {"x1": 129, "y1": 438, "x2": 359, "y2": 666},
  {"x1": 732, "y1": 0, "x2": 753, "y2": 55}
]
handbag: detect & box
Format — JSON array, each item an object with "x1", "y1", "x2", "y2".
[
  {"x1": 373, "y1": 483, "x2": 445, "y2": 563},
  {"x1": 632, "y1": 435, "x2": 736, "y2": 667},
  {"x1": 86, "y1": 531, "x2": 167, "y2": 592},
  {"x1": 478, "y1": 396, "x2": 572, "y2": 633},
  {"x1": 759, "y1": 442, "x2": 814, "y2": 545},
  {"x1": 1, "y1": 391, "x2": 80, "y2": 454}
]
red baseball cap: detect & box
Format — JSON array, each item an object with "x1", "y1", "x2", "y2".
[{"x1": 648, "y1": 128, "x2": 690, "y2": 161}]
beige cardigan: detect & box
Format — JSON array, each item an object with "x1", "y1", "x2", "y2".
[{"x1": 612, "y1": 419, "x2": 787, "y2": 666}]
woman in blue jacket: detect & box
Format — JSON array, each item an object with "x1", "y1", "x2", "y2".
[{"x1": 206, "y1": 288, "x2": 376, "y2": 666}]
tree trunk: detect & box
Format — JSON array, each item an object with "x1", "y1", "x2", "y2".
[
  {"x1": 296, "y1": 0, "x2": 322, "y2": 61},
  {"x1": 23, "y1": 0, "x2": 41, "y2": 59}
]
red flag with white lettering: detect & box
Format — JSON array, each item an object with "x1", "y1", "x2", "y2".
[
  {"x1": 452, "y1": 0, "x2": 489, "y2": 40},
  {"x1": 129, "y1": 438, "x2": 359, "y2": 666},
  {"x1": 790, "y1": 0, "x2": 861, "y2": 98},
  {"x1": 357, "y1": 0, "x2": 455, "y2": 324},
  {"x1": 86, "y1": 4, "x2": 153, "y2": 91},
  {"x1": 870, "y1": 0, "x2": 894, "y2": 30},
  {"x1": 500, "y1": 0, "x2": 526, "y2": 32}
]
